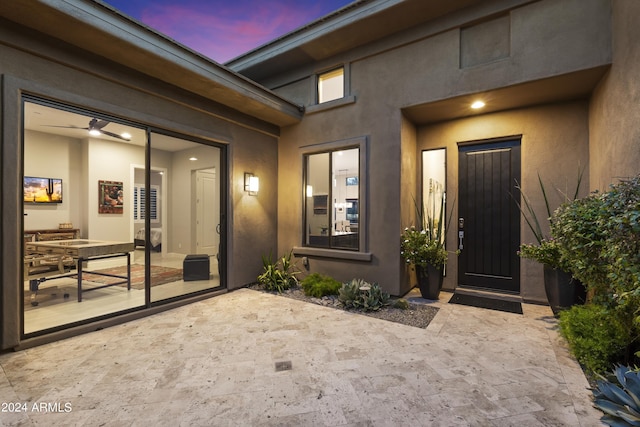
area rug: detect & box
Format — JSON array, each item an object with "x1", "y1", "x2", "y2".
[
  {"x1": 448, "y1": 293, "x2": 523, "y2": 314},
  {"x1": 24, "y1": 265, "x2": 183, "y2": 311},
  {"x1": 81, "y1": 264, "x2": 183, "y2": 290}
]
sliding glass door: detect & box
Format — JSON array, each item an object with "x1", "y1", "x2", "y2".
[
  {"x1": 147, "y1": 132, "x2": 222, "y2": 303},
  {"x1": 22, "y1": 97, "x2": 225, "y2": 336}
]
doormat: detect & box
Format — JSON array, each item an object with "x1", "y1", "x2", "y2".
[{"x1": 448, "y1": 293, "x2": 523, "y2": 314}]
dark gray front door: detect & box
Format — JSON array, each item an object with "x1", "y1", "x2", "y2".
[{"x1": 458, "y1": 139, "x2": 521, "y2": 293}]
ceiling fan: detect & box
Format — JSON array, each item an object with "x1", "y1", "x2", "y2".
[{"x1": 43, "y1": 118, "x2": 131, "y2": 141}]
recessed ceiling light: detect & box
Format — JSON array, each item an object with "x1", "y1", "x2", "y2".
[
  {"x1": 189, "y1": 157, "x2": 198, "y2": 161},
  {"x1": 471, "y1": 100, "x2": 486, "y2": 109},
  {"x1": 121, "y1": 132, "x2": 131, "y2": 139}
]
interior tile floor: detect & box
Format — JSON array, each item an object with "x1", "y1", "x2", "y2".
[
  {"x1": 0, "y1": 289, "x2": 603, "y2": 426},
  {"x1": 23, "y1": 250, "x2": 219, "y2": 334}
]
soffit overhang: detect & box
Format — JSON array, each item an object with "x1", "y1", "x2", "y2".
[
  {"x1": 0, "y1": 0, "x2": 303, "y2": 128},
  {"x1": 402, "y1": 66, "x2": 610, "y2": 125},
  {"x1": 227, "y1": 0, "x2": 484, "y2": 80}
]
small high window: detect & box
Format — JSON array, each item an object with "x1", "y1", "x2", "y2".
[{"x1": 317, "y1": 67, "x2": 344, "y2": 104}]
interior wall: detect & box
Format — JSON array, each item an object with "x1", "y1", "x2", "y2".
[
  {"x1": 169, "y1": 143, "x2": 220, "y2": 255},
  {"x1": 23, "y1": 130, "x2": 83, "y2": 232},
  {"x1": 417, "y1": 101, "x2": 590, "y2": 303},
  {"x1": 589, "y1": 0, "x2": 640, "y2": 190},
  {"x1": 86, "y1": 138, "x2": 143, "y2": 242}
]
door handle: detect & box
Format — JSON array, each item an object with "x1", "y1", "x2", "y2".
[{"x1": 458, "y1": 231, "x2": 464, "y2": 250}]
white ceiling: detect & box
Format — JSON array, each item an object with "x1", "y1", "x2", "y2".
[{"x1": 24, "y1": 102, "x2": 198, "y2": 152}]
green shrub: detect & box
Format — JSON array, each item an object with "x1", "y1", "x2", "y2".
[
  {"x1": 257, "y1": 250, "x2": 299, "y2": 293},
  {"x1": 300, "y1": 273, "x2": 341, "y2": 297},
  {"x1": 552, "y1": 176, "x2": 640, "y2": 367},
  {"x1": 559, "y1": 304, "x2": 631, "y2": 374},
  {"x1": 551, "y1": 195, "x2": 609, "y2": 299},
  {"x1": 338, "y1": 279, "x2": 390, "y2": 311},
  {"x1": 393, "y1": 298, "x2": 410, "y2": 310},
  {"x1": 551, "y1": 175, "x2": 640, "y2": 304}
]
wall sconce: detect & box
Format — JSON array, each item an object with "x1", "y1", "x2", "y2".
[
  {"x1": 306, "y1": 185, "x2": 313, "y2": 197},
  {"x1": 244, "y1": 172, "x2": 259, "y2": 195}
]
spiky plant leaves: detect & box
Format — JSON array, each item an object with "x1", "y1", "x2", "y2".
[
  {"x1": 601, "y1": 414, "x2": 633, "y2": 427},
  {"x1": 618, "y1": 412, "x2": 640, "y2": 426},
  {"x1": 594, "y1": 366, "x2": 640, "y2": 426},
  {"x1": 594, "y1": 398, "x2": 629, "y2": 417},
  {"x1": 624, "y1": 374, "x2": 640, "y2": 408},
  {"x1": 338, "y1": 279, "x2": 390, "y2": 312},
  {"x1": 597, "y1": 380, "x2": 638, "y2": 409}
]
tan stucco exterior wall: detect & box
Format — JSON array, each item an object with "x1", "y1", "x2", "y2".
[
  {"x1": 277, "y1": 105, "x2": 406, "y2": 294},
  {"x1": 229, "y1": 127, "x2": 279, "y2": 288},
  {"x1": 589, "y1": 0, "x2": 640, "y2": 190},
  {"x1": 273, "y1": 0, "x2": 610, "y2": 297},
  {"x1": 417, "y1": 102, "x2": 590, "y2": 303},
  {"x1": 1, "y1": 23, "x2": 278, "y2": 348}
]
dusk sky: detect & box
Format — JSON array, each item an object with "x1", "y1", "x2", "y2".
[{"x1": 102, "y1": 0, "x2": 354, "y2": 63}]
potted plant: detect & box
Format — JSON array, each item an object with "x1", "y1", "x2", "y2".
[
  {"x1": 515, "y1": 169, "x2": 586, "y2": 314},
  {"x1": 519, "y1": 238, "x2": 585, "y2": 314},
  {"x1": 401, "y1": 186, "x2": 454, "y2": 300},
  {"x1": 401, "y1": 226, "x2": 447, "y2": 299}
]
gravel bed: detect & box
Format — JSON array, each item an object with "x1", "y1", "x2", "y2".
[{"x1": 248, "y1": 284, "x2": 439, "y2": 329}]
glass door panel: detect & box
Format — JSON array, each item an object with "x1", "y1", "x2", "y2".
[
  {"x1": 149, "y1": 132, "x2": 222, "y2": 303},
  {"x1": 22, "y1": 100, "x2": 146, "y2": 334}
]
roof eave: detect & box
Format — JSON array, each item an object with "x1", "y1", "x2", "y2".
[{"x1": 0, "y1": 0, "x2": 302, "y2": 127}]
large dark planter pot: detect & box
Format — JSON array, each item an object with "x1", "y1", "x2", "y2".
[
  {"x1": 416, "y1": 264, "x2": 444, "y2": 300},
  {"x1": 543, "y1": 265, "x2": 587, "y2": 315}
]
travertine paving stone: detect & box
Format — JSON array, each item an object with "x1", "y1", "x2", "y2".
[{"x1": 0, "y1": 289, "x2": 603, "y2": 426}]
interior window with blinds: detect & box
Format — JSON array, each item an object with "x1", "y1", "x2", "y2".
[{"x1": 133, "y1": 184, "x2": 158, "y2": 222}]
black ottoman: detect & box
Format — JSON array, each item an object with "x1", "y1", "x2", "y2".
[{"x1": 183, "y1": 254, "x2": 210, "y2": 281}]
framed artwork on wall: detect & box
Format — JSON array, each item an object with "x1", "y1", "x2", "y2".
[
  {"x1": 99, "y1": 180, "x2": 123, "y2": 214},
  {"x1": 23, "y1": 176, "x2": 63, "y2": 203}
]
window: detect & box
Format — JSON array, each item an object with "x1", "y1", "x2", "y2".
[
  {"x1": 304, "y1": 147, "x2": 359, "y2": 250},
  {"x1": 133, "y1": 184, "x2": 159, "y2": 223},
  {"x1": 318, "y1": 67, "x2": 344, "y2": 103}
]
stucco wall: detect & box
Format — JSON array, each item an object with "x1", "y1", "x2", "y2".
[
  {"x1": 417, "y1": 102, "x2": 590, "y2": 303},
  {"x1": 277, "y1": 105, "x2": 405, "y2": 294},
  {"x1": 589, "y1": 0, "x2": 640, "y2": 190},
  {"x1": 1, "y1": 23, "x2": 278, "y2": 348},
  {"x1": 228, "y1": 126, "x2": 279, "y2": 289},
  {"x1": 272, "y1": 0, "x2": 608, "y2": 297}
]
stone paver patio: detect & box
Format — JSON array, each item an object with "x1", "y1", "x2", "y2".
[{"x1": 0, "y1": 289, "x2": 603, "y2": 426}]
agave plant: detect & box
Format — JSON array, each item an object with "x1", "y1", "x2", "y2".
[
  {"x1": 592, "y1": 365, "x2": 640, "y2": 426},
  {"x1": 338, "y1": 279, "x2": 390, "y2": 311}
]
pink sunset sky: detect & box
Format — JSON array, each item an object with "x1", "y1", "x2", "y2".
[{"x1": 102, "y1": 0, "x2": 354, "y2": 63}]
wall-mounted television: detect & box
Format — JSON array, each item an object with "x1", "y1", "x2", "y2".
[{"x1": 24, "y1": 176, "x2": 63, "y2": 204}]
